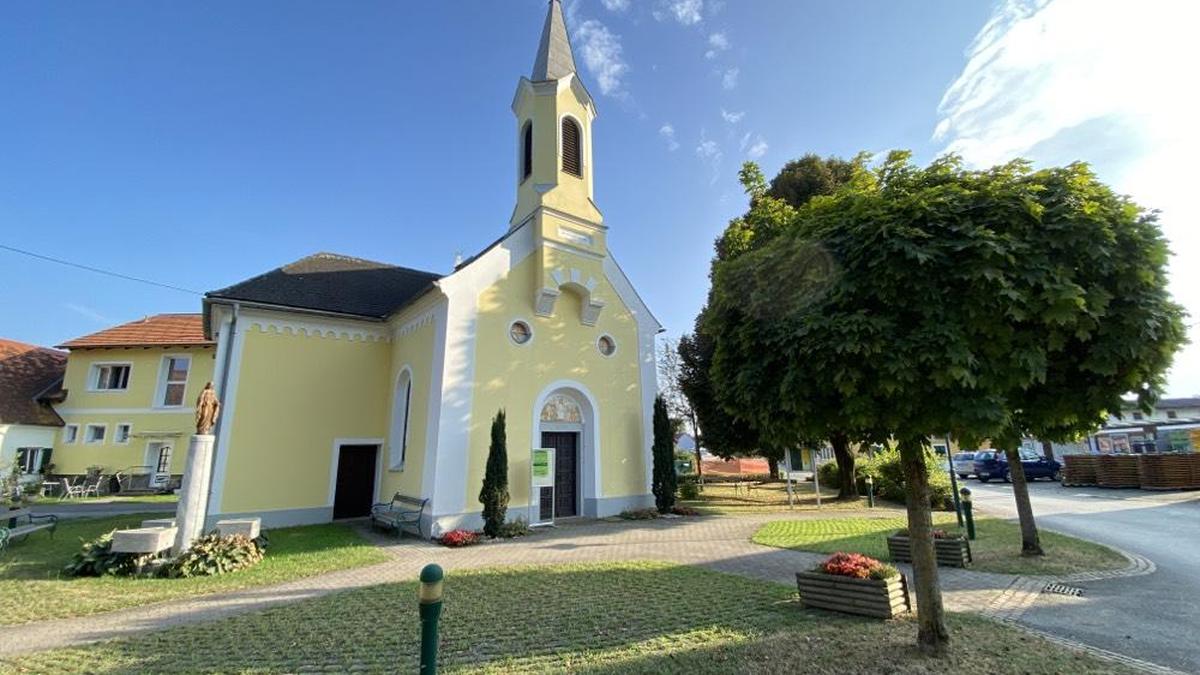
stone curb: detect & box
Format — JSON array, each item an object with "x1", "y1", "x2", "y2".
[{"x1": 999, "y1": 620, "x2": 1187, "y2": 675}]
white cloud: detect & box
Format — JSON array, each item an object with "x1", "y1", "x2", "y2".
[
  {"x1": 935, "y1": 0, "x2": 1200, "y2": 395},
  {"x1": 574, "y1": 20, "x2": 629, "y2": 97},
  {"x1": 721, "y1": 66, "x2": 739, "y2": 90},
  {"x1": 720, "y1": 108, "x2": 744, "y2": 124},
  {"x1": 600, "y1": 0, "x2": 630, "y2": 11},
  {"x1": 657, "y1": 0, "x2": 703, "y2": 25},
  {"x1": 696, "y1": 130, "x2": 723, "y2": 184},
  {"x1": 63, "y1": 302, "x2": 113, "y2": 324},
  {"x1": 738, "y1": 131, "x2": 767, "y2": 158},
  {"x1": 705, "y1": 31, "x2": 730, "y2": 59},
  {"x1": 659, "y1": 123, "x2": 680, "y2": 151}
]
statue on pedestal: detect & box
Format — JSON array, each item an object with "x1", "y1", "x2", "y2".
[{"x1": 195, "y1": 382, "x2": 221, "y2": 436}]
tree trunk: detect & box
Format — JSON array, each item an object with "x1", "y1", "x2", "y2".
[
  {"x1": 691, "y1": 413, "x2": 704, "y2": 479},
  {"x1": 767, "y1": 456, "x2": 779, "y2": 479},
  {"x1": 1040, "y1": 439, "x2": 1055, "y2": 462},
  {"x1": 899, "y1": 438, "x2": 949, "y2": 654},
  {"x1": 1002, "y1": 446, "x2": 1043, "y2": 556},
  {"x1": 830, "y1": 433, "x2": 858, "y2": 500}
]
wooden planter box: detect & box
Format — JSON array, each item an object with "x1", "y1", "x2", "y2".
[
  {"x1": 795, "y1": 571, "x2": 911, "y2": 619},
  {"x1": 887, "y1": 535, "x2": 972, "y2": 567}
]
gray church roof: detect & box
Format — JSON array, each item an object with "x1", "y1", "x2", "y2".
[
  {"x1": 531, "y1": 0, "x2": 577, "y2": 81},
  {"x1": 207, "y1": 253, "x2": 441, "y2": 320}
]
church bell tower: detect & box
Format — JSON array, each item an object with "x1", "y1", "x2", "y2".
[{"x1": 512, "y1": 0, "x2": 608, "y2": 325}]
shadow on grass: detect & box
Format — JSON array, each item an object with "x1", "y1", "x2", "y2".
[{"x1": 2, "y1": 564, "x2": 1134, "y2": 674}]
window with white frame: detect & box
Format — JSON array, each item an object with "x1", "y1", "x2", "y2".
[
  {"x1": 91, "y1": 363, "x2": 131, "y2": 391},
  {"x1": 16, "y1": 447, "x2": 49, "y2": 474},
  {"x1": 389, "y1": 369, "x2": 414, "y2": 469},
  {"x1": 158, "y1": 356, "x2": 191, "y2": 407},
  {"x1": 114, "y1": 423, "x2": 132, "y2": 444},
  {"x1": 84, "y1": 424, "x2": 106, "y2": 445},
  {"x1": 63, "y1": 424, "x2": 79, "y2": 444},
  {"x1": 155, "y1": 445, "x2": 172, "y2": 474}
]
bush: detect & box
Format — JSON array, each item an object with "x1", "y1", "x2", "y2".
[
  {"x1": 816, "y1": 552, "x2": 898, "y2": 580},
  {"x1": 63, "y1": 531, "x2": 155, "y2": 577},
  {"x1": 671, "y1": 505, "x2": 700, "y2": 516},
  {"x1": 821, "y1": 446, "x2": 954, "y2": 510},
  {"x1": 438, "y1": 529, "x2": 479, "y2": 547},
  {"x1": 678, "y1": 475, "x2": 700, "y2": 500},
  {"x1": 497, "y1": 518, "x2": 531, "y2": 539},
  {"x1": 167, "y1": 534, "x2": 264, "y2": 578}
]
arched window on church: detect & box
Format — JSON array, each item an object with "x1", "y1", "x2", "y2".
[
  {"x1": 390, "y1": 369, "x2": 413, "y2": 469},
  {"x1": 522, "y1": 121, "x2": 533, "y2": 182},
  {"x1": 561, "y1": 117, "x2": 582, "y2": 177}
]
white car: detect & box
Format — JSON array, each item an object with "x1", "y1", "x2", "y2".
[{"x1": 952, "y1": 452, "x2": 977, "y2": 479}]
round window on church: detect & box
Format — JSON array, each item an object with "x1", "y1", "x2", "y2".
[
  {"x1": 597, "y1": 334, "x2": 616, "y2": 357},
  {"x1": 509, "y1": 320, "x2": 532, "y2": 345}
]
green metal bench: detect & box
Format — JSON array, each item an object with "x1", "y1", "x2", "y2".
[
  {"x1": 370, "y1": 493, "x2": 428, "y2": 539},
  {"x1": 0, "y1": 508, "x2": 58, "y2": 553}
]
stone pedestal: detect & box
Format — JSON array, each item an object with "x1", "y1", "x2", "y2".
[
  {"x1": 173, "y1": 434, "x2": 215, "y2": 555},
  {"x1": 215, "y1": 518, "x2": 261, "y2": 539},
  {"x1": 113, "y1": 527, "x2": 177, "y2": 554},
  {"x1": 142, "y1": 518, "x2": 176, "y2": 529}
]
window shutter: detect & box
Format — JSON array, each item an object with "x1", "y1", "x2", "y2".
[{"x1": 562, "y1": 119, "x2": 582, "y2": 177}]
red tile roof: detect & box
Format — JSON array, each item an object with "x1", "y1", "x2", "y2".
[
  {"x1": 57, "y1": 314, "x2": 213, "y2": 349},
  {"x1": 0, "y1": 339, "x2": 66, "y2": 427}
]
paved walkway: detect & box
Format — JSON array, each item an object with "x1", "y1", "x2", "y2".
[{"x1": 0, "y1": 511, "x2": 1156, "y2": 662}]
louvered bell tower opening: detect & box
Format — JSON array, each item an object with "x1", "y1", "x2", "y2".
[{"x1": 562, "y1": 118, "x2": 582, "y2": 177}]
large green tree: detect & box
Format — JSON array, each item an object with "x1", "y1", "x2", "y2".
[{"x1": 977, "y1": 162, "x2": 1186, "y2": 555}]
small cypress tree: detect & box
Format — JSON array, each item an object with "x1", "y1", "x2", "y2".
[
  {"x1": 651, "y1": 395, "x2": 678, "y2": 513},
  {"x1": 479, "y1": 409, "x2": 509, "y2": 538}
]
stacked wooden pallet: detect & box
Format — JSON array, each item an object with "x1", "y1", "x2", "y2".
[
  {"x1": 1062, "y1": 455, "x2": 1099, "y2": 486},
  {"x1": 1096, "y1": 454, "x2": 1142, "y2": 488},
  {"x1": 1138, "y1": 454, "x2": 1200, "y2": 490}
]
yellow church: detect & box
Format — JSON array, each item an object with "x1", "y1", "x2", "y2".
[{"x1": 197, "y1": 0, "x2": 659, "y2": 535}]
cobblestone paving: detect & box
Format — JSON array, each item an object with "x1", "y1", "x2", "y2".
[{"x1": 0, "y1": 512, "x2": 1152, "y2": 659}]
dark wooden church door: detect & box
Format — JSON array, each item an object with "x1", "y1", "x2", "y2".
[{"x1": 541, "y1": 432, "x2": 578, "y2": 518}]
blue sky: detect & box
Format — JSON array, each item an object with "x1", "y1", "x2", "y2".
[{"x1": 2, "y1": 1, "x2": 1196, "y2": 395}]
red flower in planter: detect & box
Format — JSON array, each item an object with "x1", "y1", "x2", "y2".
[
  {"x1": 438, "y1": 529, "x2": 479, "y2": 548},
  {"x1": 820, "y1": 552, "x2": 883, "y2": 579}
]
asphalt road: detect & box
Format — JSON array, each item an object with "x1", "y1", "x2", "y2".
[{"x1": 970, "y1": 480, "x2": 1200, "y2": 673}]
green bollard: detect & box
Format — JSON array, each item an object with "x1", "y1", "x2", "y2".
[
  {"x1": 418, "y1": 564, "x2": 444, "y2": 674},
  {"x1": 959, "y1": 487, "x2": 975, "y2": 540}
]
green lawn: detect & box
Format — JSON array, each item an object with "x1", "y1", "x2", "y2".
[
  {"x1": 0, "y1": 514, "x2": 388, "y2": 625},
  {"x1": 681, "y1": 481, "x2": 893, "y2": 515},
  {"x1": 0, "y1": 561, "x2": 1133, "y2": 674},
  {"x1": 753, "y1": 515, "x2": 1128, "y2": 576}
]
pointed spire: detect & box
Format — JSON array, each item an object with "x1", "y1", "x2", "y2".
[{"x1": 531, "y1": 0, "x2": 577, "y2": 81}]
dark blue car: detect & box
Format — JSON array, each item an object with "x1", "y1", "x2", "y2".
[{"x1": 974, "y1": 449, "x2": 1061, "y2": 483}]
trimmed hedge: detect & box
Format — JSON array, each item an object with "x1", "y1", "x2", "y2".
[{"x1": 819, "y1": 447, "x2": 953, "y2": 510}]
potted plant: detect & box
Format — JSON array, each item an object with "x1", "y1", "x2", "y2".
[
  {"x1": 887, "y1": 528, "x2": 972, "y2": 567},
  {"x1": 796, "y1": 552, "x2": 911, "y2": 619}
]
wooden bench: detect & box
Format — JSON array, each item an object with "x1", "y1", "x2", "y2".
[
  {"x1": 0, "y1": 509, "x2": 58, "y2": 552},
  {"x1": 370, "y1": 493, "x2": 428, "y2": 539}
]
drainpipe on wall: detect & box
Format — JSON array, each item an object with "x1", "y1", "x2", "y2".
[{"x1": 203, "y1": 302, "x2": 239, "y2": 522}]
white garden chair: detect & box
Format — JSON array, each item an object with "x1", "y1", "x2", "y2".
[
  {"x1": 58, "y1": 478, "x2": 85, "y2": 500},
  {"x1": 81, "y1": 476, "x2": 103, "y2": 498}
]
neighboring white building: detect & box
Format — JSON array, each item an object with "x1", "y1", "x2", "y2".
[{"x1": 0, "y1": 339, "x2": 66, "y2": 479}]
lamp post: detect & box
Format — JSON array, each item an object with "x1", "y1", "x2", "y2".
[
  {"x1": 418, "y1": 564, "x2": 444, "y2": 674},
  {"x1": 959, "y1": 487, "x2": 975, "y2": 540},
  {"x1": 865, "y1": 474, "x2": 875, "y2": 508}
]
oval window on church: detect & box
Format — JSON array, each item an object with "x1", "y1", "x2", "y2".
[
  {"x1": 509, "y1": 320, "x2": 532, "y2": 345},
  {"x1": 597, "y1": 334, "x2": 616, "y2": 357}
]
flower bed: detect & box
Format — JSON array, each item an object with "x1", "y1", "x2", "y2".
[
  {"x1": 438, "y1": 529, "x2": 479, "y2": 548},
  {"x1": 796, "y1": 553, "x2": 910, "y2": 619}
]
